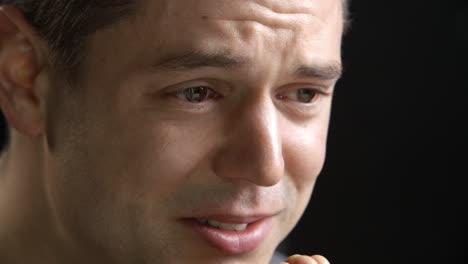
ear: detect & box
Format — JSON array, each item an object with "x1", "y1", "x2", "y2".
[{"x1": 0, "y1": 5, "x2": 47, "y2": 136}]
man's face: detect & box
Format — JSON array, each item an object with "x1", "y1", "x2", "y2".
[{"x1": 45, "y1": 0, "x2": 343, "y2": 263}]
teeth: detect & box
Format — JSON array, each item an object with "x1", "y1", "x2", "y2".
[
  {"x1": 196, "y1": 219, "x2": 248, "y2": 231},
  {"x1": 196, "y1": 218, "x2": 208, "y2": 225},
  {"x1": 207, "y1": 220, "x2": 221, "y2": 228},
  {"x1": 219, "y1": 222, "x2": 248, "y2": 231}
]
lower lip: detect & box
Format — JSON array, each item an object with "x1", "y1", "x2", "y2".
[{"x1": 181, "y1": 217, "x2": 273, "y2": 254}]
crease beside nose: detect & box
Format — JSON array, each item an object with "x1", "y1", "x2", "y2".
[{"x1": 213, "y1": 100, "x2": 285, "y2": 187}]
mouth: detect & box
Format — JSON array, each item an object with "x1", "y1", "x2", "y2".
[
  {"x1": 195, "y1": 218, "x2": 249, "y2": 231},
  {"x1": 180, "y1": 214, "x2": 274, "y2": 254}
]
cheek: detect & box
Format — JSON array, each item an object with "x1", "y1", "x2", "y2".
[
  {"x1": 46, "y1": 114, "x2": 218, "y2": 251},
  {"x1": 283, "y1": 123, "x2": 328, "y2": 191},
  {"x1": 273, "y1": 122, "x2": 328, "y2": 241},
  {"x1": 277, "y1": 122, "x2": 328, "y2": 232},
  {"x1": 119, "y1": 120, "x2": 219, "y2": 196}
]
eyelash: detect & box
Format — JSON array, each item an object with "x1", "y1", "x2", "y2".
[
  {"x1": 173, "y1": 86, "x2": 221, "y2": 103},
  {"x1": 172, "y1": 86, "x2": 325, "y2": 105}
]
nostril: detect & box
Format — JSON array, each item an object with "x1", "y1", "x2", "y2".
[
  {"x1": 255, "y1": 155, "x2": 284, "y2": 187},
  {"x1": 212, "y1": 142, "x2": 284, "y2": 186}
]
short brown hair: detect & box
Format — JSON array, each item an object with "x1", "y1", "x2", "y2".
[{"x1": 0, "y1": 0, "x2": 136, "y2": 82}]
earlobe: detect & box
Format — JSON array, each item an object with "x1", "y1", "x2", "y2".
[{"x1": 0, "y1": 6, "x2": 44, "y2": 136}]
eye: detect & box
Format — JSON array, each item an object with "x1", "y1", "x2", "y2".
[
  {"x1": 174, "y1": 86, "x2": 218, "y2": 103},
  {"x1": 279, "y1": 88, "x2": 320, "y2": 103}
]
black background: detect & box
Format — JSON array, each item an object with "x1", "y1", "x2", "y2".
[
  {"x1": 282, "y1": 1, "x2": 466, "y2": 264},
  {"x1": 0, "y1": 1, "x2": 465, "y2": 264}
]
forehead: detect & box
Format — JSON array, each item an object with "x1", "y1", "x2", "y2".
[
  {"x1": 132, "y1": 0, "x2": 343, "y2": 54},
  {"x1": 83, "y1": 0, "x2": 343, "y2": 84},
  {"x1": 139, "y1": 0, "x2": 341, "y2": 23}
]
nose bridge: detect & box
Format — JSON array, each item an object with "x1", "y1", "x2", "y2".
[
  {"x1": 248, "y1": 97, "x2": 282, "y2": 172},
  {"x1": 213, "y1": 95, "x2": 284, "y2": 187}
]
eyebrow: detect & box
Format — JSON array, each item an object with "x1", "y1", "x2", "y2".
[
  {"x1": 152, "y1": 50, "x2": 247, "y2": 71},
  {"x1": 152, "y1": 50, "x2": 342, "y2": 80},
  {"x1": 296, "y1": 62, "x2": 342, "y2": 80}
]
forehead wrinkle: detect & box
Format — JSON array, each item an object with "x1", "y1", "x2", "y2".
[
  {"x1": 206, "y1": 3, "x2": 315, "y2": 30},
  {"x1": 250, "y1": 0, "x2": 316, "y2": 14}
]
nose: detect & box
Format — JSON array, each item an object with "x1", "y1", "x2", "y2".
[{"x1": 213, "y1": 96, "x2": 284, "y2": 187}]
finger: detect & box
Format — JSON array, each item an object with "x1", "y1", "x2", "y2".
[
  {"x1": 284, "y1": 254, "x2": 319, "y2": 264},
  {"x1": 285, "y1": 254, "x2": 301, "y2": 262},
  {"x1": 310, "y1": 255, "x2": 330, "y2": 264}
]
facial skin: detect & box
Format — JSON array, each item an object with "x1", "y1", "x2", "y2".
[{"x1": 0, "y1": 0, "x2": 343, "y2": 263}]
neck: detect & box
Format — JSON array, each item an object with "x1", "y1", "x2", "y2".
[{"x1": 0, "y1": 133, "x2": 78, "y2": 263}]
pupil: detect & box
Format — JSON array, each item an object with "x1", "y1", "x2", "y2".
[
  {"x1": 186, "y1": 87, "x2": 208, "y2": 102},
  {"x1": 298, "y1": 89, "x2": 316, "y2": 103}
]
